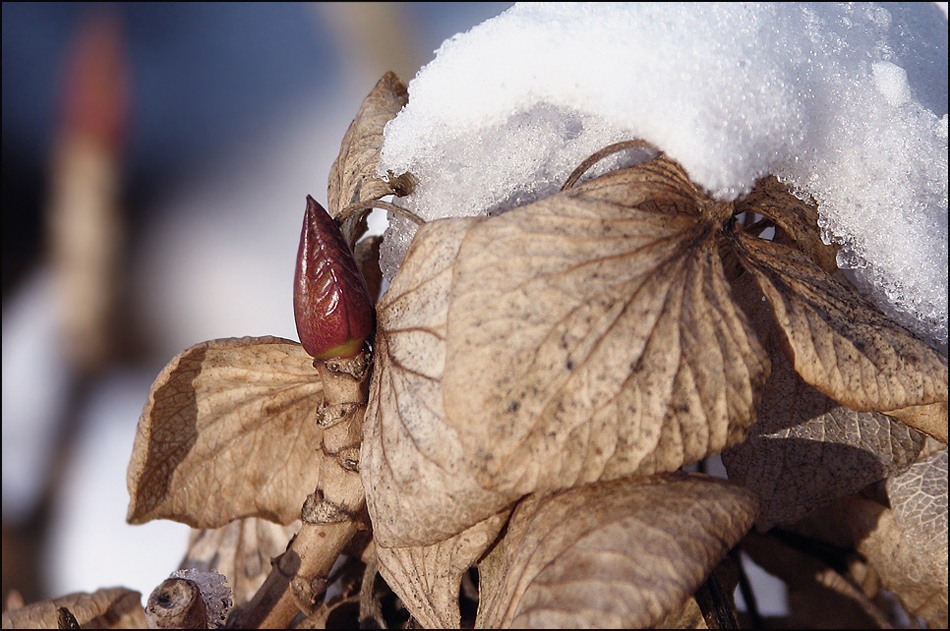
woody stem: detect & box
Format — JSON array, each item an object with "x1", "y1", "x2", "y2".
[{"x1": 230, "y1": 356, "x2": 369, "y2": 629}]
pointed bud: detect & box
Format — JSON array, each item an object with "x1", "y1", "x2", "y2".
[{"x1": 294, "y1": 196, "x2": 374, "y2": 360}]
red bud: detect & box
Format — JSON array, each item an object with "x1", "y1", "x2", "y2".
[{"x1": 294, "y1": 196, "x2": 374, "y2": 360}]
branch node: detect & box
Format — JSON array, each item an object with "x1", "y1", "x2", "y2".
[
  {"x1": 317, "y1": 401, "x2": 361, "y2": 428},
  {"x1": 302, "y1": 491, "x2": 360, "y2": 524},
  {"x1": 322, "y1": 443, "x2": 361, "y2": 472},
  {"x1": 321, "y1": 349, "x2": 372, "y2": 381},
  {"x1": 290, "y1": 575, "x2": 327, "y2": 616}
]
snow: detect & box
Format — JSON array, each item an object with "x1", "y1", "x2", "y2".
[
  {"x1": 1, "y1": 271, "x2": 70, "y2": 517},
  {"x1": 378, "y1": 2, "x2": 949, "y2": 347}
]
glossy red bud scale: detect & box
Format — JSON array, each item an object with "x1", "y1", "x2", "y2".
[{"x1": 294, "y1": 196, "x2": 374, "y2": 360}]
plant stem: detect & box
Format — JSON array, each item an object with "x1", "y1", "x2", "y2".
[{"x1": 229, "y1": 356, "x2": 369, "y2": 628}]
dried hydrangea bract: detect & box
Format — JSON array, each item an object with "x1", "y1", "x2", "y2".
[{"x1": 294, "y1": 195, "x2": 375, "y2": 360}]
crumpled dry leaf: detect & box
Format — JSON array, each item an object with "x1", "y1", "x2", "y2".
[
  {"x1": 0, "y1": 587, "x2": 146, "y2": 629},
  {"x1": 374, "y1": 511, "x2": 510, "y2": 629},
  {"x1": 327, "y1": 71, "x2": 408, "y2": 245},
  {"x1": 368, "y1": 144, "x2": 945, "y2": 566},
  {"x1": 362, "y1": 216, "x2": 509, "y2": 548},
  {"x1": 785, "y1": 443, "x2": 948, "y2": 630},
  {"x1": 442, "y1": 161, "x2": 768, "y2": 504},
  {"x1": 179, "y1": 517, "x2": 300, "y2": 607},
  {"x1": 127, "y1": 336, "x2": 324, "y2": 528},
  {"x1": 884, "y1": 400, "x2": 949, "y2": 444},
  {"x1": 367, "y1": 157, "x2": 772, "y2": 548},
  {"x1": 733, "y1": 232, "x2": 949, "y2": 442},
  {"x1": 879, "y1": 443, "x2": 948, "y2": 626},
  {"x1": 723, "y1": 329, "x2": 925, "y2": 531},
  {"x1": 475, "y1": 473, "x2": 757, "y2": 629},
  {"x1": 738, "y1": 175, "x2": 838, "y2": 274},
  {"x1": 655, "y1": 596, "x2": 707, "y2": 629},
  {"x1": 833, "y1": 494, "x2": 947, "y2": 628},
  {"x1": 740, "y1": 529, "x2": 888, "y2": 629}
]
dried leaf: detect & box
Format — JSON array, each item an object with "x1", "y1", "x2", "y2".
[
  {"x1": 734, "y1": 231, "x2": 948, "y2": 442},
  {"x1": 1, "y1": 588, "x2": 146, "y2": 629},
  {"x1": 655, "y1": 567, "x2": 742, "y2": 629},
  {"x1": 443, "y1": 164, "x2": 768, "y2": 500},
  {"x1": 788, "y1": 451, "x2": 948, "y2": 630},
  {"x1": 361, "y1": 216, "x2": 510, "y2": 547},
  {"x1": 740, "y1": 530, "x2": 888, "y2": 629},
  {"x1": 366, "y1": 159, "x2": 770, "y2": 548},
  {"x1": 127, "y1": 336, "x2": 324, "y2": 528},
  {"x1": 375, "y1": 511, "x2": 510, "y2": 629},
  {"x1": 880, "y1": 444, "x2": 948, "y2": 626},
  {"x1": 735, "y1": 175, "x2": 838, "y2": 274},
  {"x1": 883, "y1": 400, "x2": 949, "y2": 444},
  {"x1": 834, "y1": 495, "x2": 947, "y2": 628},
  {"x1": 327, "y1": 71, "x2": 408, "y2": 244},
  {"x1": 179, "y1": 517, "x2": 299, "y2": 607},
  {"x1": 476, "y1": 473, "x2": 758, "y2": 629},
  {"x1": 723, "y1": 330, "x2": 924, "y2": 530},
  {"x1": 654, "y1": 596, "x2": 708, "y2": 629}
]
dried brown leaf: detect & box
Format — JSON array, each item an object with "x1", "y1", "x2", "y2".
[
  {"x1": 655, "y1": 596, "x2": 708, "y2": 629},
  {"x1": 127, "y1": 336, "x2": 324, "y2": 528},
  {"x1": 327, "y1": 71, "x2": 408, "y2": 245},
  {"x1": 740, "y1": 530, "x2": 888, "y2": 629},
  {"x1": 789, "y1": 454, "x2": 948, "y2": 630},
  {"x1": 0, "y1": 588, "x2": 146, "y2": 629},
  {"x1": 361, "y1": 216, "x2": 510, "y2": 548},
  {"x1": 734, "y1": 231, "x2": 948, "y2": 442},
  {"x1": 655, "y1": 564, "x2": 741, "y2": 630},
  {"x1": 366, "y1": 159, "x2": 770, "y2": 548},
  {"x1": 735, "y1": 176, "x2": 838, "y2": 274},
  {"x1": 880, "y1": 444, "x2": 948, "y2": 626},
  {"x1": 375, "y1": 511, "x2": 510, "y2": 629},
  {"x1": 179, "y1": 517, "x2": 299, "y2": 606},
  {"x1": 884, "y1": 400, "x2": 949, "y2": 443},
  {"x1": 723, "y1": 330, "x2": 925, "y2": 531},
  {"x1": 837, "y1": 495, "x2": 947, "y2": 628},
  {"x1": 476, "y1": 473, "x2": 758, "y2": 629},
  {"x1": 443, "y1": 164, "x2": 768, "y2": 501}
]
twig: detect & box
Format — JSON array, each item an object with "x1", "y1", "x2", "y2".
[
  {"x1": 337, "y1": 200, "x2": 425, "y2": 229},
  {"x1": 695, "y1": 572, "x2": 738, "y2": 629},
  {"x1": 560, "y1": 139, "x2": 660, "y2": 190},
  {"x1": 229, "y1": 355, "x2": 370, "y2": 628},
  {"x1": 730, "y1": 548, "x2": 764, "y2": 629}
]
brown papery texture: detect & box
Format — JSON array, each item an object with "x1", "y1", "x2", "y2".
[
  {"x1": 734, "y1": 232, "x2": 948, "y2": 442},
  {"x1": 476, "y1": 473, "x2": 757, "y2": 629},
  {"x1": 879, "y1": 444, "x2": 948, "y2": 626},
  {"x1": 374, "y1": 511, "x2": 511, "y2": 628},
  {"x1": 443, "y1": 167, "x2": 766, "y2": 499},
  {"x1": 1, "y1": 587, "x2": 146, "y2": 629},
  {"x1": 361, "y1": 216, "x2": 505, "y2": 548},
  {"x1": 723, "y1": 327, "x2": 925, "y2": 531},
  {"x1": 327, "y1": 71, "x2": 408, "y2": 245},
  {"x1": 127, "y1": 336, "x2": 323, "y2": 528}
]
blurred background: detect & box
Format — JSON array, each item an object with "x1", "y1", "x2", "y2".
[
  {"x1": 2, "y1": 1, "x2": 806, "y2": 618},
  {"x1": 2, "y1": 1, "x2": 513, "y2": 607}
]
